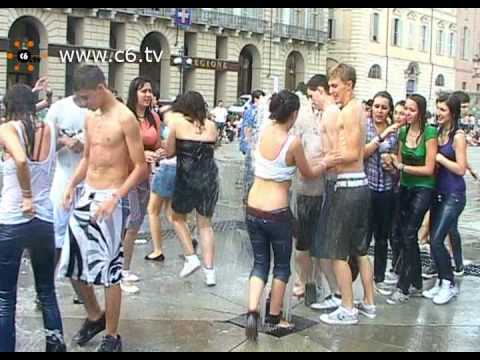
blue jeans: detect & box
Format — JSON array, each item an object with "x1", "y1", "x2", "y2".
[
  {"x1": 0, "y1": 218, "x2": 64, "y2": 352},
  {"x1": 397, "y1": 187, "x2": 433, "y2": 294},
  {"x1": 246, "y1": 208, "x2": 293, "y2": 284},
  {"x1": 430, "y1": 192, "x2": 466, "y2": 283}
]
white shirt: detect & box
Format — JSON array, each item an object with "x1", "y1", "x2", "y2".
[
  {"x1": 45, "y1": 96, "x2": 87, "y2": 207},
  {"x1": 211, "y1": 107, "x2": 228, "y2": 124}
]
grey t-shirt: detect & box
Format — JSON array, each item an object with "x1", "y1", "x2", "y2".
[{"x1": 292, "y1": 100, "x2": 325, "y2": 197}]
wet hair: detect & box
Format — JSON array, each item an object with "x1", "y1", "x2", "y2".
[
  {"x1": 329, "y1": 63, "x2": 357, "y2": 89},
  {"x1": 372, "y1": 91, "x2": 394, "y2": 122},
  {"x1": 73, "y1": 65, "x2": 106, "y2": 91},
  {"x1": 436, "y1": 92, "x2": 461, "y2": 141},
  {"x1": 251, "y1": 90, "x2": 265, "y2": 103},
  {"x1": 407, "y1": 94, "x2": 428, "y2": 143},
  {"x1": 452, "y1": 91, "x2": 470, "y2": 105},
  {"x1": 307, "y1": 74, "x2": 329, "y2": 94},
  {"x1": 171, "y1": 91, "x2": 208, "y2": 126},
  {"x1": 269, "y1": 90, "x2": 300, "y2": 124},
  {"x1": 127, "y1": 76, "x2": 157, "y2": 129},
  {"x1": 3, "y1": 84, "x2": 37, "y2": 159}
]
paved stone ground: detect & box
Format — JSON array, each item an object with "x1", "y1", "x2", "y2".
[{"x1": 12, "y1": 143, "x2": 480, "y2": 352}]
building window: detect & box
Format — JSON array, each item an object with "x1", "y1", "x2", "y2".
[
  {"x1": 371, "y1": 13, "x2": 380, "y2": 42},
  {"x1": 435, "y1": 74, "x2": 445, "y2": 87},
  {"x1": 368, "y1": 64, "x2": 382, "y2": 79},
  {"x1": 462, "y1": 82, "x2": 467, "y2": 90},
  {"x1": 407, "y1": 79, "x2": 416, "y2": 96},
  {"x1": 477, "y1": 84, "x2": 480, "y2": 92},
  {"x1": 461, "y1": 26, "x2": 469, "y2": 59},
  {"x1": 328, "y1": 18, "x2": 335, "y2": 39},
  {"x1": 407, "y1": 20, "x2": 416, "y2": 49},
  {"x1": 392, "y1": 18, "x2": 402, "y2": 47},
  {"x1": 448, "y1": 32, "x2": 456, "y2": 57},
  {"x1": 436, "y1": 29, "x2": 444, "y2": 56},
  {"x1": 420, "y1": 24, "x2": 428, "y2": 52}
]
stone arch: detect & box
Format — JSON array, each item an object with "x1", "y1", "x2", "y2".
[
  {"x1": 138, "y1": 31, "x2": 171, "y2": 99},
  {"x1": 238, "y1": 44, "x2": 261, "y2": 96},
  {"x1": 285, "y1": 50, "x2": 305, "y2": 91},
  {"x1": 7, "y1": 15, "x2": 48, "y2": 90}
]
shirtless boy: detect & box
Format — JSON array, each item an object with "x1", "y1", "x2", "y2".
[
  {"x1": 58, "y1": 65, "x2": 148, "y2": 351},
  {"x1": 319, "y1": 64, "x2": 375, "y2": 325}
]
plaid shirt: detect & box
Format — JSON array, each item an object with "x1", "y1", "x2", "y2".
[{"x1": 365, "y1": 118, "x2": 398, "y2": 192}]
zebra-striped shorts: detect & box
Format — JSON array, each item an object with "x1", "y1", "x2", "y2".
[{"x1": 58, "y1": 185, "x2": 128, "y2": 287}]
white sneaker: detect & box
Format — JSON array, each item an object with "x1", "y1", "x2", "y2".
[
  {"x1": 180, "y1": 255, "x2": 201, "y2": 278},
  {"x1": 422, "y1": 279, "x2": 442, "y2": 300},
  {"x1": 384, "y1": 272, "x2": 399, "y2": 285},
  {"x1": 311, "y1": 294, "x2": 342, "y2": 311},
  {"x1": 120, "y1": 281, "x2": 140, "y2": 294},
  {"x1": 122, "y1": 271, "x2": 140, "y2": 283},
  {"x1": 355, "y1": 302, "x2": 377, "y2": 319},
  {"x1": 433, "y1": 280, "x2": 459, "y2": 305},
  {"x1": 203, "y1": 267, "x2": 216, "y2": 287},
  {"x1": 375, "y1": 282, "x2": 394, "y2": 296},
  {"x1": 386, "y1": 290, "x2": 409, "y2": 305},
  {"x1": 319, "y1": 306, "x2": 359, "y2": 325}
]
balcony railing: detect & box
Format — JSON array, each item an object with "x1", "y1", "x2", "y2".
[
  {"x1": 135, "y1": 8, "x2": 174, "y2": 18},
  {"x1": 190, "y1": 8, "x2": 266, "y2": 33},
  {"x1": 95, "y1": 8, "x2": 326, "y2": 42},
  {"x1": 273, "y1": 23, "x2": 327, "y2": 44}
]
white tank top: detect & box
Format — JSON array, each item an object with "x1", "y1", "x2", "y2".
[
  {"x1": 254, "y1": 134, "x2": 297, "y2": 182},
  {"x1": 0, "y1": 121, "x2": 56, "y2": 225}
]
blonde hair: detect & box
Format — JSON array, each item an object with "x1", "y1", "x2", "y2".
[{"x1": 329, "y1": 63, "x2": 357, "y2": 89}]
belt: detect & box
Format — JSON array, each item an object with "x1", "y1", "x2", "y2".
[
  {"x1": 334, "y1": 178, "x2": 369, "y2": 190},
  {"x1": 246, "y1": 206, "x2": 292, "y2": 222}
]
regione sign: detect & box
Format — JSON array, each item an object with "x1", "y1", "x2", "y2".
[{"x1": 170, "y1": 56, "x2": 240, "y2": 72}]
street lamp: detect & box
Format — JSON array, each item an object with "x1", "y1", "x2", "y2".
[{"x1": 173, "y1": 47, "x2": 192, "y2": 95}]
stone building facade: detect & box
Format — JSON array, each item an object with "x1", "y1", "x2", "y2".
[
  {"x1": 455, "y1": 8, "x2": 480, "y2": 107},
  {"x1": 0, "y1": 8, "x2": 329, "y2": 107},
  {"x1": 327, "y1": 8, "x2": 459, "y2": 111}
]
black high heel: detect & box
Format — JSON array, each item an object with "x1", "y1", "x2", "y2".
[
  {"x1": 245, "y1": 311, "x2": 259, "y2": 341},
  {"x1": 145, "y1": 253, "x2": 165, "y2": 262}
]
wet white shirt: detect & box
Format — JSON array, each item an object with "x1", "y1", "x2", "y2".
[{"x1": 45, "y1": 96, "x2": 87, "y2": 207}]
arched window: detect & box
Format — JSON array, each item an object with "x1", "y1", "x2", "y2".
[
  {"x1": 368, "y1": 64, "x2": 382, "y2": 79},
  {"x1": 435, "y1": 74, "x2": 445, "y2": 87}
]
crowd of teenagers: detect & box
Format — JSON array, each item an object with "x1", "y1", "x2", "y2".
[{"x1": 0, "y1": 62, "x2": 477, "y2": 351}]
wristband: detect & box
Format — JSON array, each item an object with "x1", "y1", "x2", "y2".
[{"x1": 22, "y1": 189, "x2": 33, "y2": 198}]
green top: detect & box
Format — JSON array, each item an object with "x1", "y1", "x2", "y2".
[{"x1": 399, "y1": 125, "x2": 438, "y2": 189}]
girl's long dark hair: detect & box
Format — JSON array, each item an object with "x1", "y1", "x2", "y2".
[
  {"x1": 171, "y1": 91, "x2": 208, "y2": 127},
  {"x1": 407, "y1": 94, "x2": 427, "y2": 143},
  {"x1": 436, "y1": 92, "x2": 461, "y2": 141},
  {"x1": 127, "y1": 76, "x2": 157, "y2": 129},
  {"x1": 3, "y1": 84, "x2": 37, "y2": 159}
]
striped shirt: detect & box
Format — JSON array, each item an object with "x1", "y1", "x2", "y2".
[{"x1": 365, "y1": 118, "x2": 398, "y2": 192}]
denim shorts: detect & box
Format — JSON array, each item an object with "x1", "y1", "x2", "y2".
[{"x1": 152, "y1": 163, "x2": 177, "y2": 199}]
